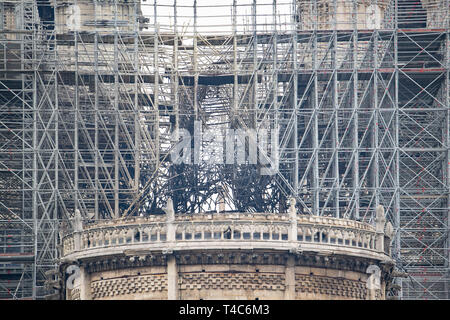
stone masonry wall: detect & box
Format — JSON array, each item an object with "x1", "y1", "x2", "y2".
[{"x1": 67, "y1": 262, "x2": 385, "y2": 300}]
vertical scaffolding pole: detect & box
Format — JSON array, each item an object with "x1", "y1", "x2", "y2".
[
  {"x1": 233, "y1": 0, "x2": 237, "y2": 124},
  {"x1": 332, "y1": 0, "x2": 340, "y2": 218},
  {"x1": 94, "y1": 0, "x2": 99, "y2": 220},
  {"x1": 252, "y1": 0, "x2": 257, "y2": 130},
  {"x1": 114, "y1": 0, "x2": 119, "y2": 218},
  {"x1": 134, "y1": 0, "x2": 141, "y2": 194},
  {"x1": 154, "y1": 2, "x2": 160, "y2": 168},
  {"x1": 74, "y1": 0, "x2": 79, "y2": 215},
  {"x1": 292, "y1": 0, "x2": 299, "y2": 196},
  {"x1": 32, "y1": 9, "x2": 38, "y2": 298},
  {"x1": 445, "y1": 1, "x2": 450, "y2": 298},
  {"x1": 173, "y1": 0, "x2": 179, "y2": 137},
  {"x1": 273, "y1": 0, "x2": 278, "y2": 175},
  {"x1": 373, "y1": 20, "x2": 380, "y2": 209},
  {"x1": 394, "y1": 0, "x2": 402, "y2": 299},
  {"x1": 352, "y1": 0, "x2": 360, "y2": 219},
  {"x1": 312, "y1": 0, "x2": 319, "y2": 214},
  {"x1": 193, "y1": 0, "x2": 198, "y2": 121}
]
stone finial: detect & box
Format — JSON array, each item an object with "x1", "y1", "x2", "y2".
[
  {"x1": 384, "y1": 221, "x2": 395, "y2": 256},
  {"x1": 385, "y1": 221, "x2": 394, "y2": 239},
  {"x1": 288, "y1": 197, "x2": 297, "y2": 218},
  {"x1": 288, "y1": 197, "x2": 297, "y2": 242},
  {"x1": 58, "y1": 220, "x2": 68, "y2": 244},
  {"x1": 375, "y1": 205, "x2": 386, "y2": 232},
  {"x1": 73, "y1": 209, "x2": 83, "y2": 232},
  {"x1": 164, "y1": 197, "x2": 175, "y2": 222},
  {"x1": 375, "y1": 205, "x2": 387, "y2": 252}
]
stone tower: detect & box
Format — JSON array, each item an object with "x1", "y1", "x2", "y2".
[{"x1": 59, "y1": 202, "x2": 395, "y2": 300}]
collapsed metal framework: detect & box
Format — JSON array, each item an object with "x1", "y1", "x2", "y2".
[{"x1": 0, "y1": 0, "x2": 448, "y2": 299}]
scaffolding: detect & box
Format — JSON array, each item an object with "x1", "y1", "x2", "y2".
[{"x1": 0, "y1": 0, "x2": 448, "y2": 299}]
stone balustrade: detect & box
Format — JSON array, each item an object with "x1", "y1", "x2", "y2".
[{"x1": 62, "y1": 212, "x2": 389, "y2": 259}]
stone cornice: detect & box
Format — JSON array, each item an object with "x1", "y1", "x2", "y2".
[{"x1": 77, "y1": 249, "x2": 391, "y2": 276}]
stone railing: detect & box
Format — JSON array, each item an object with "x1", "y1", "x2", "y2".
[{"x1": 62, "y1": 209, "x2": 392, "y2": 260}]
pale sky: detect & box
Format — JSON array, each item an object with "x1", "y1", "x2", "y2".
[{"x1": 141, "y1": 0, "x2": 294, "y2": 34}]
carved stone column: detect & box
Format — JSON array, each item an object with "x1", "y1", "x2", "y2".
[
  {"x1": 284, "y1": 255, "x2": 296, "y2": 299},
  {"x1": 164, "y1": 198, "x2": 178, "y2": 299},
  {"x1": 167, "y1": 255, "x2": 179, "y2": 300},
  {"x1": 79, "y1": 265, "x2": 92, "y2": 300}
]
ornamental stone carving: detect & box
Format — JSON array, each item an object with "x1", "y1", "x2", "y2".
[{"x1": 366, "y1": 265, "x2": 382, "y2": 300}]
